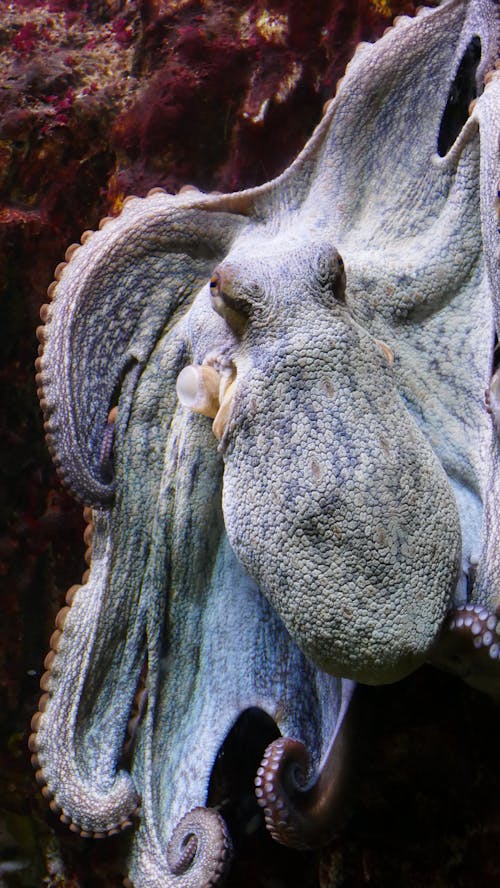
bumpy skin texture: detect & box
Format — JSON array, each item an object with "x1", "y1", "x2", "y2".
[
  {"x1": 216, "y1": 244, "x2": 460, "y2": 682},
  {"x1": 31, "y1": 1, "x2": 499, "y2": 885}
]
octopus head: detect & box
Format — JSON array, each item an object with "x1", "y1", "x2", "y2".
[{"x1": 180, "y1": 239, "x2": 462, "y2": 684}]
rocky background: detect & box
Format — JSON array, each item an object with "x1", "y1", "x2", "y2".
[{"x1": 1, "y1": 0, "x2": 500, "y2": 885}]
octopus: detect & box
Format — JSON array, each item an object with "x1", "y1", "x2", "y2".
[{"x1": 29, "y1": 2, "x2": 499, "y2": 886}]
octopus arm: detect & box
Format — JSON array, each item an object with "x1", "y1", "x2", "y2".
[
  {"x1": 31, "y1": 193, "x2": 248, "y2": 838},
  {"x1": 35, "y1": 193, "x2": 248, "y2": 507},
  {"x1": 268, "y1": 0, "x2": 498, "y2": 234},
  {"x1": 30, "y1": 509, "x2": 141, "y2": 835}
]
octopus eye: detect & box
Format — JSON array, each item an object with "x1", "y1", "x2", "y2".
[{"x1": 209, "y1": 270, "x2": 250, "y2": 335}]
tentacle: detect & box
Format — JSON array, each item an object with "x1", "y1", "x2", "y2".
[
  {"x1": 447, "y1": 604, "x2": 500, "y2": 657},
  {"x1": 36, "y1": 193, "x2": 248, "y2": 507},
  {"x1": 256, "y1": 737, "x2": 346, "y2": 851},
  {"x1": 256, "y1": 737, "x2": 316, "y2": 849},
  {"x1": 255, "y1": 685, "x2": 358, "y2": 850},
  {"x1": 124, "y1": 808, "x2": 231, "y2": 888},
  {"x1": 166, "y1": 808, "x2": 232, "y2": 885},
  {"x1": 432, "y1": 603, "x2": 500, "y2": 695},
  {"x1": 29, "y1": 508, "x2": 140, "y2": 834}
]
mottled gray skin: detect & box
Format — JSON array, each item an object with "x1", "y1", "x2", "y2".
[
  {"x1": 31, "y1": 2, "x2": 499, "y2": 886},
  {"x1": 205, "y1": 242, "x2": 460, "y2": 683}
]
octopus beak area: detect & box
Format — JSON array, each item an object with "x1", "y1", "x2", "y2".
[{"x1": 175, "y1": 362, "x2": 237, "y2": 442}]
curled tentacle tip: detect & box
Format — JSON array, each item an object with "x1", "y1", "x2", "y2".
[
  {"x1": 255, "y1": 737, "x2": 313, "y2": 849},
  {"x1": 256, "y1": 731, "x2": 347, "y2": 851},
  {"x1": 169, "y1": 833, "x2": 198, "y2": 876},
  {"x1": 166, "y1": 807, "x2": 232, "y2": 886}
]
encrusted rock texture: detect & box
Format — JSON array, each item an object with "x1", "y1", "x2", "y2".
[{"x1": 1, "y1": 0, "x2": 500, "y2": 886}]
